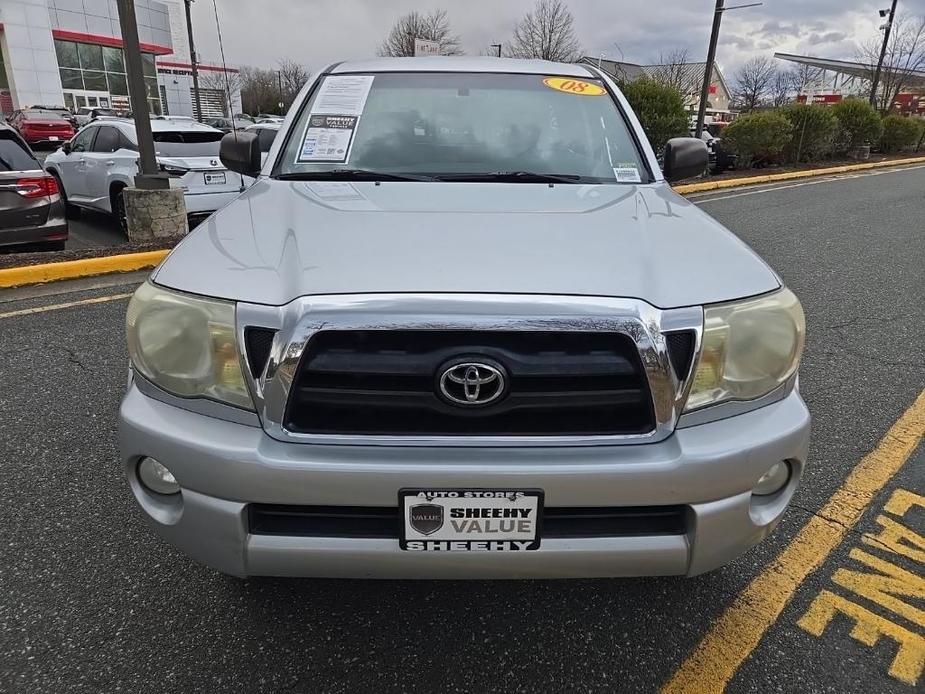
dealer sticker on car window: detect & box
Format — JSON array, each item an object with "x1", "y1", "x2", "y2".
[
  {"x1": 613, "y1": 165, "x2": 641, "y2": 183},
  {"x1": 400, "y1": 489, "x2": 543, "y2": 551},
  {"x1": 543, "y1": 77, "x2": 606, "y2": 96},
  {"x1": 295, "y1": 75, "x2": 375, "y2": 164}
]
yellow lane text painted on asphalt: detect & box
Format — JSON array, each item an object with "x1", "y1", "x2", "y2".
[
  {"x1": 663, "y1": 388, "x2": 925, "y2": 693},
  {"x1": 799, "y1": 488, "x2": 925, "y2": 686}
]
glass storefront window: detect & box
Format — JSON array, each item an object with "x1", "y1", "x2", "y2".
[
  {"x1": 141, "y1": 53, "x2": 157, "y2": 78},
  {"x1": 59, "y1": 68, "x2": 84, "y2": 89},
  {"x1": 55, "y1": 41, "x2": 80, "y2": 69},
  {"x1": 77, "y1": 43, "x2": 104, "y2": 71},
  {"x1": 83, "y1": 71, "x2": 107, "y2": 91},
  {"x1": 103, "y1": 46, "x2": 124, "y2": 73},
  {"x1": 107, "y1": 73, "x2": 128, "y2": 96}
]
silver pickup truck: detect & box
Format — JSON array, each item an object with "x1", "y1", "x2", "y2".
[{"x1": 120, "y1": 57, "x2": 809, "y2": 579}]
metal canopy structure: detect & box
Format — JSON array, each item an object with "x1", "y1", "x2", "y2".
[{"x1": 774, "y1": 52, "x2": 925, "y2": 88}]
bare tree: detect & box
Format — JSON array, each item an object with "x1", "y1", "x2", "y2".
[
  {"x1": 239, "y1": 66, "x2": 280, "y2": 115},
  {"x1": 505, "y1": 0, "x2": 582, "y2": 62},
  {"x1": 787, "y1": 63, "x2": 825, "y2": 95},
  {"x1": 856, "y1": 15, "x2": 925, "y2": 113},
  {"x1": 198, "y1": 68, "x2": 243, "y2": 116},
  {"x1": 277, "y1": 58, "x2": 311, "y2": 106},
  {"x1": 377, "y1": 9, "x2": 462, "y2": 57},
  {"x1": 648, "y1": 48, "x2": 694, "y2": 96},
  {"x1": 770, "y1": 69, "x2": 793, "y2": 107},
  {"x1": 732, "y1": 57, "x2": 776, "y2": 111}
]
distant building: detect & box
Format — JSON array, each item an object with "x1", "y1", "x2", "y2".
[
  {"x1": 775, "y1": 52, "x2": 925, "y2": 115},
  {"x1": 581, "y1": 56, "x2": 732, "y2": 117},
  {"x1": 0, "y1": 0, "x2": 240, "y2": 118}
]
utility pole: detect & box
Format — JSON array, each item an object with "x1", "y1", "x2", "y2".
[
  {"x1": 870, "y1": 0, "x2": 899, "y2": 109},
  {"x1": 184, "y1": 0, "x2": 203, "y2": 121},
  {"x1": 695, "y1": 1, "x2": 763, "y2": 138},
  {"x1": 116, "y1": 0, "x2": 167, "y2": 190},
  {"x1": 695, "y1": 0, "x2": 725, "y2": 139},
  {"x1": 278, "y1": 70, "x2": 284, "y2": 114}
]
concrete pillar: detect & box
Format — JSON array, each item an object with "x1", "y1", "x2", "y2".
[{"x1": 123, "y1": 188, "x2": 189, "y2": 241}]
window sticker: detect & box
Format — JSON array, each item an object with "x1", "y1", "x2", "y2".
[
  {"x1": 312, "y1": 75, "x2": 375, "y2": 116},
  {"x1": 543, "y1": 77, "x2": 606, "y2": 96},
  {"x1": 297, "y1": 115, "x2": 358, "y2": 163},
  {"x1": 613, "y1": 165, "x2": 642, "y2": 183}
]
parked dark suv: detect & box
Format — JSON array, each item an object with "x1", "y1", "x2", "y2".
[{"x1": 0, "y1": 124, "x2": 68, "y2": 251}]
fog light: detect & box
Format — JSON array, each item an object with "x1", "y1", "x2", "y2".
[
  {"x1": 137, "y1": 457, "x2": 180, "y2": 495},
  {"x1": 754, "y1": 461, "x2": 790, "y2": 496}
]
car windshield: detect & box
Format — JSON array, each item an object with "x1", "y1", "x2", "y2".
[
  {"x1": 152, "y1": 131, "x2": 223, "y2": 157},
  {"x1": 275, "y1": 72, "x2": 648, "y2": 183}
]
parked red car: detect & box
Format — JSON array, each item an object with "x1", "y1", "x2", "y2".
[{"x1": 7, "y1": 109, "x2": 75, "y2": 147}]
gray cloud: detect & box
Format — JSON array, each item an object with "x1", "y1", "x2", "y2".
[{"x1": 188, "y1": 0, "x2": 925, "y2": 76}]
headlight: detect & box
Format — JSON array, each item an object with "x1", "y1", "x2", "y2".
[
  {"x1": 684, "y1": 288, "x2": 805, "y2": 412},
  {"x1": 126, "y1": 281, "x2": 253, "y2": 410}
]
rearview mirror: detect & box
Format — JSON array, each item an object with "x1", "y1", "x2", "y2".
[
  {"x1": 219, "y1": 131, "x2": 261, "y2": 177},
  {"x1": 662, "y1": 137, "x2": 709, "y2": 183},
  {"x1": 62, "y1": 140, "x2": 72, "y2": 155}
]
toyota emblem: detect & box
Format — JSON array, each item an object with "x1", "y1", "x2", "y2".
[{"x1": 438, "y1": 361, "x2": 506, "y2": 406}]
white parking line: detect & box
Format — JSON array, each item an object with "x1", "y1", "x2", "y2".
[{"x1": 0, "y1": 293, "x2": 131, "y2": 320}]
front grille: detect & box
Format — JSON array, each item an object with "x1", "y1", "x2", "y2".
[
  {"x1": 284, "y1": 330, "x2": 655, "y2": 436},
  {"x1": 248, "y1": 504, "x2": 687, "y2": 538}
]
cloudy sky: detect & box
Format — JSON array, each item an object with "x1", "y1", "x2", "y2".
[{"x1": 188, "y1": 0, "x2": 925, "y2": 77}]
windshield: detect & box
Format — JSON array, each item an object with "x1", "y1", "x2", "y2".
[
  {"x1": 276, "y1": 72, "x2": 648, "y2": 183},
  {"x1": 152, "y1": 131, "x2": 223, "y2": 157}
]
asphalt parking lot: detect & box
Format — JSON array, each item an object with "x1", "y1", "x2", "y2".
[{"x1": 1, "y1": 165, "x2": 924, "y2": 693}]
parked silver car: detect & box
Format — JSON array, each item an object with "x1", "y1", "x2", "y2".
[{"x1": 121, "y1": 58, "x2": 809, "y2": 579}]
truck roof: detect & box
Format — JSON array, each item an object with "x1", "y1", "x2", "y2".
[{"x1": 330, "y1": 56, "x2": 596, "y2": 77}]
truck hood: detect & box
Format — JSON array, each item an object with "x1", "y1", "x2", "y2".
[{"x1": 153, "y1": 180, "x2": 780, "y2": 308}]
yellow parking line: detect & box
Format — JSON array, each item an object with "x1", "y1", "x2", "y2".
[
  {"x1": 663, "y1": 388, "x2": 925, "y2": 693},
  {"x1": 0, "y1": 292, "x2": 132, "y2": 320}
]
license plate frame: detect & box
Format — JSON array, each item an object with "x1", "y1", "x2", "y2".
[
  {"x1": 399, "y1": 488, "x2": 544, "y2": 551},
  {"x1": 203, "y1": 171, "x2": 226, "y2": 185},
  {"x1": 48, "y1": 136, "x2": 59, "y2": 141}
]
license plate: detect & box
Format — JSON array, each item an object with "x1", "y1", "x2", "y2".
[
  {"x1": 399, "y1": 488, "x2": 543, "y2": 551},
  {"x1": 204, "y1": 172, "x2": 226, "y2": 185},
  {"x1": 48, "y1": 136, "x2": 59, "y2": 141}
]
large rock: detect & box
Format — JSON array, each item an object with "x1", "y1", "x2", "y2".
[{"x1": 123, "y1": 187, "x2": 188, "y2": 241}]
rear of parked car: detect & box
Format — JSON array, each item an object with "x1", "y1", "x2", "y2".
[
  {"x1": 10, "y1": 110, "x2": 75, "y2": 146},
  {"x1": 0, "y1": 126, "x2": 67, "y2": 250}
]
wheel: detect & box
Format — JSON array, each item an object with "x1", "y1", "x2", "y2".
[
  {"x1": 111, "y1": 186, "x2": 128, "y2": 236},
  {"x1": 49, "y1": 171, "x2": 80, "y2": 219}
]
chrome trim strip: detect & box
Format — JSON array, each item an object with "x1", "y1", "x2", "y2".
[
  {"x1": 236, "y1": 293, "x2": 704, "y2": 447},
  {"x1": 133, "y1": 371, "x2": 262, "y2": 427},
  {"x1": 676, "y1": 375, "x2": 797, "y2": 429}
]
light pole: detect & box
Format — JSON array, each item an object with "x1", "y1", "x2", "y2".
[
  {"x1": 870, "y1": 0, "x2": 899, "y2": 109},
  {"x1": 694, "y1": 1, "x2": 763, "y2": 138},
  {"x1": 116, "y1": 0, "x2": 167, "y2": 189},
  {"x1": 184, "y1": 0, "x2": 203, "y2": 121}
]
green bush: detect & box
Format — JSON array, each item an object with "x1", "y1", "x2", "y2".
[
  {"x1": 777, "y1": 103, "x2": 839, "y2": 162},
  {"x1": 721, "y1": 112, "x2": 792, "y2": 167},
  {"x1": 880, "y1": 115, "x2": 925, "y2": 153},
  {"x1": 619, "y1": 78, "x2": 689, "y2": 155},
  {"x1": 831, "y1": 98, "x2": 883, "y2": 151}
]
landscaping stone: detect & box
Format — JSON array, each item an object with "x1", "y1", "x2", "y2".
[{"x1": 123, "y1": 188, "x2": 188, "y2": 241}]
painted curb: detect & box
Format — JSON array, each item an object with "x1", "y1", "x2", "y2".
[
  {"x1": 0, "y1": 250, "x2": 168, "y2": 289},
  {"x1": 673, "y1": 155, "x2": 925, "y2": 194},
  {"x1": 1, "y1": 156, "x2": 923, "y2": 290}
]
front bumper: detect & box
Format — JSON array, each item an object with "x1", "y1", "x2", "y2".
[{"x1": 119, "y1": 382, "x2": 811, "y2": 578}]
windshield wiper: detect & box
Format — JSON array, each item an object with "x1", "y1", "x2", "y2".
[
  {"x1": 434, "y1": 171, "x2": 585, "y2": 183},
  {"x1": 277, "y1": 169, "x2": 434, "y2": 182}
]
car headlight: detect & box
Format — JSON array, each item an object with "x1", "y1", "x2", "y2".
[
  {"x1": 684, "y1": 288, "x2": 805, "y2": 412},
  {"x1": 126, "y1": 281, "x2": 253, "y2": 410}
]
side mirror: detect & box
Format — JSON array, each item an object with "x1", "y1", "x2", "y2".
[
  {"x1": 219, "y1": 131, "x2": 261, "y2": 177},
  {"x1": 662, "y1": 137, "x2": 709, "y2": 183},
  {"x1": 62, "y1": 141, "x2": 72, "y2": 155}
]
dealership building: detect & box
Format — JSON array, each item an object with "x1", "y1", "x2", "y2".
[{"x1": 0, "y1": 0, "x2": 240, "y2": 118}]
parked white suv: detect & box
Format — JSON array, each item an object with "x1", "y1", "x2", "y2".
[{"x1": 45, "y1": 118, "x2": 249, "y2": 231}]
